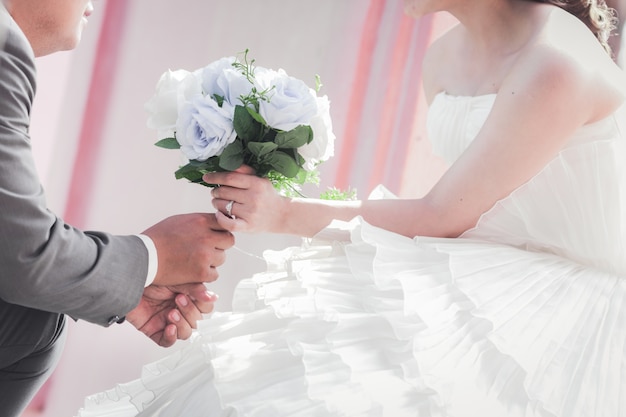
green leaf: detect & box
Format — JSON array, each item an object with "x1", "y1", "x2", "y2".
[
  {"x1": 218, "y1": 140, "x2": 244, "y2": 171},
  {"x1": 275, "y1": 125, "x2": 313, "y2": 148},
  {"x1": 212, "y1": 94, "x2": 225, "y2": 107},
  {"x1": 315, "y1": 74, "x2": 323, "y2": 92},
  {"x1": 188, "y1": 157, "x2": 221, "y2": 172},
  {"x1": 293, "y1": 150, "x2": 306, "y2": 167},
  {"x1": 266, "y1": 151, "x2": 300, "y2": 178},
  {"x1": 261, "y1": 129, "x2": 277, "y2": 143},
  {"x1": 175, "y1": 163, "x2": 204, "y2": 182},
  {"x1": 246, "y1": 106, "x2": 267, "y2": 125},
  {"x1": 248, "y1": 141, "x2": 278, "y2": 158},
  {"x1": 155, "y1": 137, "x2": 181, "y2": 149},
  {"x1": 233, "y1": 105, "x2": 261, "y2": 142}
]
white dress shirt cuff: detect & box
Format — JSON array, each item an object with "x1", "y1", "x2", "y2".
[{"x1": 136, "y1": 234, "x2": 158, "y2": 287}]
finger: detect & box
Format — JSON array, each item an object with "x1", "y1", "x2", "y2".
[
  {"x1": 202, "y1": 248, "x2": 225, "y2": 269},
  {"x1": 157, "y1": 324, "x2": 177, "y2": 347},
  {"x1": 206, "y1": 219, "x2": 237, "y2": 249},
  {"x1": 135, "y1": 311, "x2": 168, "y2": 340},
  {"x1": 215, "y1": 210, "x2": 245, "y2": 232},
  {"x1": 167, "y1": 284, "x2": 219, "y2": 305},
  {"x1": 211, "y1": 186, "x2": 247, "y2": 208},
  {"x1": 187, "y1": 290, "x2": 218, "y2": 314},
  {"x1": 214, "y1": 199, "x2": 239, "y2": 220},
  {"x1": 205, "y1": 213, "x2": 231, "y2": 232},
  {"x1": 184, "y1": 284, "x2": 219, "y2": 304},
  {"x1": 175, "y1": 294, "x2": 205, "y2": 327},
  {"x1": 205, "y1": 171, "x2": 250, "y2": 189},
  {"x1": 168, "y1": 308, "x2": 193, "y2": 340},
  {"x1": 203, "y1": 265, "x2": 220, "y2": 283}
]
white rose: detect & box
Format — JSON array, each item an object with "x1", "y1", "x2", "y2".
[
  {"x1": 300, "y1": 94, "x2": 335, "y2": 170},
  {"x1": 145, "y1": 69, "x2": 201, "y2": 140},
  {"x1": 201, "y1": 57, "x2": 253, "y2": 108},
  {"x1": 176, "y1": 94, "x2": 237, "y2": 161},
  {"x1": 255, "y1": 68, "x2": 318, "y2": 132}
]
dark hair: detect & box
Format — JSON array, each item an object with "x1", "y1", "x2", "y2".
[{"x1": 530, "y1": 0, "x2": 618, "y2": 55}]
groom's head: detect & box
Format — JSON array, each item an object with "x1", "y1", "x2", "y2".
[{"x1": 4, "y1": 0, "x2": 94, "y2": 57}]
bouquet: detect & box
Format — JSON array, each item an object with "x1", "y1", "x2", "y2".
[{"x1": 145, "y1": 51, "x2": 335, "y2": 195}]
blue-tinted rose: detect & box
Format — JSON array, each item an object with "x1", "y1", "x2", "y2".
[
  {"x1": 255, "y1": 68, "x2": 318, "y2": 131},
  {"x1": 176, "y1": 94, "x2": 237, "y2": 161},
  {"x1": 201, "y1": 57, "x2": 253, "y2": 108}
]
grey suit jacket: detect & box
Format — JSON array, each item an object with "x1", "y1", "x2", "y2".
[{"x1": 0, "y1": 5, "x2": 146, "y2": 326}]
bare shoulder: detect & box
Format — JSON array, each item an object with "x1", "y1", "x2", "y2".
[
  {"x1": 422, "y1": 23, "x2": 462, "y2": 103},
  {"x1": 504, "y1": 7, "x2": 625, "y2": 122}
]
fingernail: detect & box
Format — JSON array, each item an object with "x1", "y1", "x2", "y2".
[
  {"x1": 177, "y1": 295, "x2": 189, "y2": 307},
  {"x1": 171, "y1": 310, "x2": 181, "y2": 322},
  {"x1": 206, "y1": 291, "x2": 219, "y2": 301}
]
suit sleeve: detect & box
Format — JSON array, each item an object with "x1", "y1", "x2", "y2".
[{"x1": 0, "y1": 11, "x2": 147, "y2": 327}]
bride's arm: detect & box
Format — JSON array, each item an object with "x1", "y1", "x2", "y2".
[
  {"x1": 206, "y1": 41, "x2": 624, "y2": 239},
  {"x1": 209, "y1": 179, "x2": 445, "y2": 238}
]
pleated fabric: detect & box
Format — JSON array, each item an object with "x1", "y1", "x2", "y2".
[{"x1": 77, "y1": 94, "x2": 626, "y2": 417}]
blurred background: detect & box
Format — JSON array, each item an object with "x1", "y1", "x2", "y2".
[{"x1": 19, "y1": 0, "x2": 623, "y2": 416}]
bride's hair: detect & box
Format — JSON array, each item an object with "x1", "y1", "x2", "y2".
[{"x1": 531, "y1": 0, "x2": 618, "y2": 55}]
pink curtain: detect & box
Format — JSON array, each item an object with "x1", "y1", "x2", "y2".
[
  {"x1": 64, "y1": 1, "x2": 130, "y2": 227},
  {"x1": 333, "y1": 2, "x2": 456, "y2": 198}
]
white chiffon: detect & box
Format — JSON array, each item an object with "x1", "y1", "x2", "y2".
[{"x1": 77, "y1": 92, "x2": 626, "y2": 417}]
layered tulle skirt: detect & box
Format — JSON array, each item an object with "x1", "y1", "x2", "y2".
[{"x1": 77, "y1": 215, "x2": 626, "y2": 417}]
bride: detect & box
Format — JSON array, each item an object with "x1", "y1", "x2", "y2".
[{"x1": 78, "y1": 0, "x2": 626, "y2": 416}]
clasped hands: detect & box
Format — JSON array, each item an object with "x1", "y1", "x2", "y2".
[
  {"x1": 127, "y1": 213, "x2": 235, "y2": 347},
  {"x1": 129, "y1": 168, "x2": 279, "y2": 348}
]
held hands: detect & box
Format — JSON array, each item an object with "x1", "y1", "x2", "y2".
[
  {"x1": 142, "y1": 213, "x2": 235, "y2": 287},
  {"x1": 127, "y1": 283, "x2": 217, "y2": 347},
  {"x1": 133, "y1": 213, "x2": 234, "y2": 347},
  {"x1": 204, "y1": 167, "x2": 287, "y2": 234}
]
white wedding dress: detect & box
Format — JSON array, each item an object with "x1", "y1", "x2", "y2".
[{"x1": 77, "y1": 92, "x2": 626, "y2": 417}]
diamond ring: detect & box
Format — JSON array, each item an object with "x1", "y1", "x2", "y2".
[{"x1": 225, "y1": 200, "x2": 235, "y2": 218}]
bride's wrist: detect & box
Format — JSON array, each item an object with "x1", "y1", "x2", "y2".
[
  {"x1": 276, "y1": 196, "x2": 297, "y2": 235},
  {"x1": 281, "y1": 197, "x2": 324, "y2": 237}
]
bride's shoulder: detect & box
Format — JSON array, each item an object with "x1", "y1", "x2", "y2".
[{"x1": 506, "y1": 8, "x2": 625, "y2": 120}]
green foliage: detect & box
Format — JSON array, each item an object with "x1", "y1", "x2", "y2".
[
  {"x1": 218, "y1": 140, "x2": 244, "y2": 171},
  {"x1": 233, "y1": 105, "x2": 262, "y2": 141},
  {"x1": 167, "y1": 109, "x2": 316, "y2": 193},
  {"x1": 320, "y1": 187, "x2": 358, "y2": 201},
  {"x1": 155, "y1": 137, "x2": 180, "y2": 149}
]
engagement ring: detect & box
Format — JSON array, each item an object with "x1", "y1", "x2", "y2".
[{"x1": 225, "y1": 200, "x2": 235, "y2": 218}]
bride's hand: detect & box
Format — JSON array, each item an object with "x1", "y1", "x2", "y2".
[{"x1": 205, "y1": 166, "x2": 288, "y2": 234}]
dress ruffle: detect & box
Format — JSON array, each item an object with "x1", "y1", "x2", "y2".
[{"x1": 78, "y1": 216, "x2": 626, "y2": 417}]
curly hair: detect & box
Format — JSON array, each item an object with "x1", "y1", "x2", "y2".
[{"x1": 530, "y1": 0, "x2": 618, "y2": 55}]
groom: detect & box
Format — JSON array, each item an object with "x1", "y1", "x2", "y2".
[{"x1": 0, "y1": 1, "x2": 234, "y2": 415}]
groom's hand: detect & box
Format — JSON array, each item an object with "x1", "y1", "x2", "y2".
[
  {"x1": 126, "y1": 283, "x2": 218, "y2": 347},
  {"x1": 142, "y1": 213, "x2": 235, "y2": 287}
]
